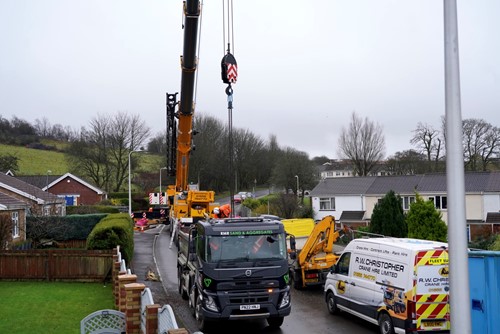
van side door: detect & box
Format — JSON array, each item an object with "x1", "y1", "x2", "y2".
[{"x1": 331, "y1": 252, "x2": 353, "y2": 309}]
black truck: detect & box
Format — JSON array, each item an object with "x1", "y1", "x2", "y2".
[{"x1": 177, "y1": 217, "x2": 292, "y2": 332}]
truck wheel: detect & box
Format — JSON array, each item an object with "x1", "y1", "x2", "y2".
[
  {"x1": 267, "y1": 316, "x2": 284, "y2": 328},
  {"x1": 292, "y1": 270, "x2": 303, "y2": 290},
  {"x1": 178, "y1": 268, "x2": 188, "y2": 300},
  {"x1": 188, "y1": 284, "x2": 196, "y2": 315},
  {"x1": 326, "y1": 291, "x2": 339, "y2": 315},
  {"x1": 378, "y1": 313, "x2": 395, "y2": 334},
  {"x1": 195, "y1": 294, "x2": 210, "y2": 332}
]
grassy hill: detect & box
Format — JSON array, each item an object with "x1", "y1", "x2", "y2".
[
  {"x1": 0, "y1": 143, "x2": 163, "y2": 178},
  {"x1": 0, "y1": 143, "x2": 68, "y2": 175}
]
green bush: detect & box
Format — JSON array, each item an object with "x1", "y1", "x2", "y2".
[
  {"x1": 66, "y1": 205, "x2": 120, "y2": 215},
  {"x1": 87, "y1": 213, "x2": 134, "y2": 262},
  {"x1": 489, "y1": 234, "x2": 500, "y2": 251}
]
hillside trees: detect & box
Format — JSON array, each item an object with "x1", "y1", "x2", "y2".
[
  {"x1": 0, "y1": 154, "x2": 19, "y2": 173},
  {"x1": 66, "y1": 112, "x2": 150, "y2": 192},
  {"x1": 0, "y1": 115, "x2": 37, "y2": 145},
  {"x1": 338, "y1": 112, "x2": 385, "y2": 176}
]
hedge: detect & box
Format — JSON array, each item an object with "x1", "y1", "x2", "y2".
[
  {"x1": 27, "y1": 214, "x2": 107, "y2": 241},
  {"x1": 86, "y1": 213, "x2": 134, "y2": 262},
  {"x1": 66, "y1": 205, "x2": 120, "y2": 215}
]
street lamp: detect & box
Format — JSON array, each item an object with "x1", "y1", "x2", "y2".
[
  {"x1": 295, "y1": 175, "x2": 300, "y2": 197},
  {"x1": 159, "y1": 167, "x2": 167, "y2": 193},
  {"x1": 46, "y1": 170, "x2": 52, "y2": 191},
  {"x1": 128, "y1": 150, "x2": 148, "y2": 216}
]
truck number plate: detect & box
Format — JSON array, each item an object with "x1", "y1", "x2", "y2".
[{"x1": 240, "y1": 304, "x2": 260, "y2": 310}]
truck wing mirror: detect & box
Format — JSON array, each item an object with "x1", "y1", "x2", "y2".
[
  {"x1": 330, "y1": 264, "x2": 338, "y2": 274},
  {"x1": 289, "y1": 235, "x2": 296, "y2": 251}
]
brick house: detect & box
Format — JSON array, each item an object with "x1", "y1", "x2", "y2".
[
  {"x1": 0, "y1": 192, "x2": 29, "y2": 249},
  {"x1": 0, "y1": 173, "x2": 66, "y2": 216},
  {"x1": 18, "y1": 173, "x2": 107, "y2": 206}
]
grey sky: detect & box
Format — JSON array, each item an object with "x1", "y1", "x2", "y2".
[{"x1": 1, "y1": 0, "x2": 499, "y2": 159}]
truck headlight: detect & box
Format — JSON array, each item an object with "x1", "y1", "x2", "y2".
[
  {"x1": 279, "y1": 291, "x2": 290, "y2": 309},
  {"x1": 204, "y1": 295, "x2": 219, "y2": 312}
]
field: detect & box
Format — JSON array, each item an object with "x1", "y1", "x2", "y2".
[
  {"x1": 0, "y1": 281, "x2": 115, "y2": 334},
  {"x1": 0, "y1": 143, "x2": 68, "y2": 175},
  {"x1": 0, "y1": 142, "x2": 162, "y2": 177}
]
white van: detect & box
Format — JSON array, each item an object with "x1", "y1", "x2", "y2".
[{"x1": 324, "y1": 238, "x2": 450, "y2": 334}]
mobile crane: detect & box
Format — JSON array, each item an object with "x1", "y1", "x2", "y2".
[
  {"x1": 165, "y1": 0, "x2": 217, "y2": 236},
  {"x1": 288, "y1": 215, "x2": 346, "y2": 289}
]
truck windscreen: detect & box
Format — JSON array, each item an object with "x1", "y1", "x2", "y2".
[{"x1": 205, "y1": 234, "x2": 287, "y2": 263}]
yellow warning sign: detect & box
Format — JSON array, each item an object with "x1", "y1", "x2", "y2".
[{"x1": 428, "y1": 257, "x2": 449, "y2": 265}]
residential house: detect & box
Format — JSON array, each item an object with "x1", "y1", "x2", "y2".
[
  {"x1": 0, "y1": 192, "x2": 30, "y2": 248},
  {"x1": 18, "y1": 173, "x2": 107, "y2": 206},
  {"x1": 317, "y1": 160, "x2": 393, "y2": 179},
  {"x1": 310, "y1": 171, "x2": 500, "y2": 241},
  {"x1": 0, "y1": 173, "x2": 66, "y2": 216}
]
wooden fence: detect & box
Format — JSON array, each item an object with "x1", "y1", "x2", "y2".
[{"x1": 0, "y1": 249, "x2": 114, "y2": 282}]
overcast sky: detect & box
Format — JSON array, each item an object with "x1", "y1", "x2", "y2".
[{"x1": 1, "y1": 0, "x2": 499, "y2": 159}]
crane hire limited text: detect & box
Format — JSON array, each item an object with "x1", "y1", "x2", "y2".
[{"x1": 355, "y1": 257, "x2": 405, "y2": 278}]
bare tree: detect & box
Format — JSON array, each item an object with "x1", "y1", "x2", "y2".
[
  {"x1": 338, "y1": 112, "x2": 385, "y2": 176},
  {"x1": 34, "y1": 117, "x2": 51, "y2": 137},
  {"x1": 462, "y1": 118, "x2": 499, "y2": 171},
  {"x1": 66, "y1": 112, "x2": 150, "y2": 192},
  {"x1": 410, "y1": 122, "x2": 443, "y2": 172}
]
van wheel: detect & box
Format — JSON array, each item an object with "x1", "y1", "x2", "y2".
[
  {"x1": 326, "y1": 291, "x2": 339, "y2": 315},
  {"x1": 267, "y1": 316, "x2": 284, "y2": 328},
  {"x1": 378, "y1": 313, "x2": 395, "y2": 334}
]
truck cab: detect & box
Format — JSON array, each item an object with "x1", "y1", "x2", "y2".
[{"x1": 177, "y1": 217, "x2": 292, "y2": 331}]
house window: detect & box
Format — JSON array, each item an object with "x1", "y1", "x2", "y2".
[
  {"x1": 43, "y1": 206, "x2": 50, "y2": 216},
  {"x1": 319, "y1": 197, "x2": 336, "y2": 211},
  {"x1": 12, "y1": 212, "x2": 19, "y2": 238},
  {"x1": 402, "y1": 196, "x2": 416, "y2": 210},
  {"x1": 428, "y1": 196, "x2": 447, "y2": 210}
]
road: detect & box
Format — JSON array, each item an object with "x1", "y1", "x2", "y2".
[{"x1": 153, "y1": 224, "x2": 378, "y2": 334}]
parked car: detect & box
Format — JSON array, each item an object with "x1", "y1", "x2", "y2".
[
  {"x1": 259, "y1": 214, "x2": 282, "y2": 221},
  {"x1": 237, "y1": 191, "x2": 250, "y2": 200},
  {"x1": 233, "y1": 194, "x2": 242, "y2": 203}
]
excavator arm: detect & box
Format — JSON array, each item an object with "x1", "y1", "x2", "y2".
[
  {"x1": 297, "y1": 216, "x2": 341, "y2": 266},
  {"x1": 291, "y1": 215, "x2": 345, "y2": 289}
]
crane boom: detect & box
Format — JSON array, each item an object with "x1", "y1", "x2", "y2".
[
  {"x1": 176, "y1": 0, "x2": 200, "y2": 192},
  {"x1": 166, "y1": 0, "x2": 216, "y2": 236}
]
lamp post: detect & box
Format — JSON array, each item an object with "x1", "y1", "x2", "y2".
[
  {"x1": 46, "y1": 170, "x2": 52, "y2": 191},
  {"x1": 159, "y1": 167, "x2": 167, "y2": 193},
  {"x1": 128, "y1": 150, "x2": 147, "y2": 216},
  {"x1": 295, "y1": 175, "x2": 300, "y2": 197}
]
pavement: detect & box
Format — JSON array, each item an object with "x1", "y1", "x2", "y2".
[{"x1": 130, "y1": 224, "x2": 170, "y2": 306}]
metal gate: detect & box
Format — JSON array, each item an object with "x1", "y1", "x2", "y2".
[{"x1": 80, "y1": 309, "x2": 125, "y2": 334}]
